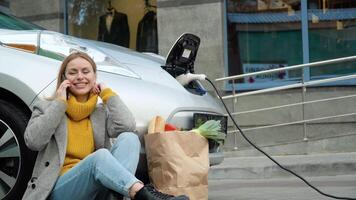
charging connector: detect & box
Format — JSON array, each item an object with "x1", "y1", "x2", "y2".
[
  {"x1": 205, "y1": 77, "x2": 356, "y2": 200},
  {"x1": 176, "y1": 72, "x2": 206, "y2": 86}
]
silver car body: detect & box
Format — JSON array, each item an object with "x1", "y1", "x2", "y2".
[{"x1": 0, "y1": 29, "x2": 224, "y2": 160}]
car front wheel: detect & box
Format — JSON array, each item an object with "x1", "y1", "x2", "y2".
[{"x1": 0, "y1": 99, "x2": 36, "y2": 200}]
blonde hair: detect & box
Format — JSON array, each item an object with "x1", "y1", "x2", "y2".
[{"x1": 48, "y1": 52, "x2": 97, "y2": 100}]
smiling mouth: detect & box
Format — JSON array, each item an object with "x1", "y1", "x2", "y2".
[{"x1": 73, "y1": 83, "x2": 88, "y2": 88}]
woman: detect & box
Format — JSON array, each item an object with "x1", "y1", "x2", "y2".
[{"x1": 22, "y1": 52, "x2": 189, "y2": 200}]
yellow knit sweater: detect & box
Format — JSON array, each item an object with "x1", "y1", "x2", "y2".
[{"x1": 60, "y1": 89, "x2": 116, "y2": 175}]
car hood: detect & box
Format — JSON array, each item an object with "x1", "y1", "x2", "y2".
[
  {"x1": 0, "y1": 29, "x2": 187, "y2": 92},
  {"x1": 81, "y1": 39, "x2": 186, "y2": 92}
]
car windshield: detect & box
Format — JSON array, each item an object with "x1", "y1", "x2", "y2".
[{"x1": 0, "y1": 12, "x2": 44, "y2": 30}]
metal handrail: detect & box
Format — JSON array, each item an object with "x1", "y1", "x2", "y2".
[
  {"x1": 222, "y1": 73, "x2": 356, "y2": 99},
  {"x1": 216, "y1": 55, "x2": 356, "y2": 150},
  {"x1": 228, "y1": 112, "x2": 356, "y2": 133},
  {"x1": 215, "y1": 55, "x2": 356, "y2": 82},
  {"x1": 229, "y1": 93, "x2": 356, "y2": 116}
]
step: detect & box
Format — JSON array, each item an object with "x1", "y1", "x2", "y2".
[
  {"x1": 223, "y1": 132, "x2": 356, "y2": 156},
  {"x1": 209, "y1": 152, "x2": 356, "y2": 180}
]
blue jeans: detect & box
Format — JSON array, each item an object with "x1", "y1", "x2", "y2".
[{"x1": 49, "y1": 132, "x2": 141, "y2": 199}]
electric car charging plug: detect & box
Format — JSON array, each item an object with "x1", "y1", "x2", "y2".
[
  {"x1": 176, "y1": 72, "x2": 206, "y2": 86},
  {"x1": 202, "y1": 77, "x2": 355, "y2": 200}
]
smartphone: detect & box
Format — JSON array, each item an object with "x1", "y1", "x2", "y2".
[{"x1": 61, "y1": 75, "x2": 69, "y2": 100}]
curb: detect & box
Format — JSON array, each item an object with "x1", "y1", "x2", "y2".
[{"x1": 209, "y1": 152, "x2": 356, "y2": 180}]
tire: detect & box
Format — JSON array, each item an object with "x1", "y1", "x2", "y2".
[{"x1": 0, "y1": 99, "x2": 36, "y2": 200}]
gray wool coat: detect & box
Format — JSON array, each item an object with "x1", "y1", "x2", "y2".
[{"x1": 22, "y1": 95, "x2": 136, "y2": 200}]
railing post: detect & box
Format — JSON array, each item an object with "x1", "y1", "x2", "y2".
[
  {"x1": 302, "y1": 84, "x2": 308, "y2": 141},
  {"x1": 232, "y1": 79, "x2": 239, "y2": 150},
  {"x1": 301, "y1": 0, "x2": 309, "y2": 142}
]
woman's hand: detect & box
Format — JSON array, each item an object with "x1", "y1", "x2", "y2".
[
  {"x1": 92, "y1": 82, "x2": 108, "y2": 95},
  {"x1": 56, "y1": 80, "x2": 71, "y2": 101}
]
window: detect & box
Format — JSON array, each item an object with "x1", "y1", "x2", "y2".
[
  {"x1": 67, "y1": 0, "x2": 157, "y2": 53},
  {"x1": 308, "y1": 0, "x2": 356, "y2": 78},
  {"x1": 0, "y1": 12, "x2": 44, "y2": 30},
  {"x1": 226, "y1": 0, "x2": 356, "y2": 90},
  {"x1": 226, "y1": 0, "x2": 303, "y2": 89}
]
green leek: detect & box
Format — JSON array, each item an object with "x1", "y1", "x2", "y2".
[{"x1": 191, "y1": 120, "x2": 226, "y2": 144}]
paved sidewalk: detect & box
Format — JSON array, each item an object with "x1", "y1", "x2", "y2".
[
  {"x1": 209, "y1": 152, "x2": 356, "y2": 180},
  {"x1": 208, "y1": 175, "x2": 356, "y2": 200}
]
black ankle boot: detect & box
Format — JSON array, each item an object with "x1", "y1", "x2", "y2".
[{"x1": 134, "y1": 184, "x2": 189, "y2": 200}]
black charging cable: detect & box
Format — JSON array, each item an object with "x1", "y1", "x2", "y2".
[{"x1": 205, "y1": 77, "x2": 356, "y2": 200}]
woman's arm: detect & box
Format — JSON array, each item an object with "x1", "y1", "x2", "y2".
[
  {"x1": 24, "y1": 99, "x2": 67, "y2": 151},
  {"x1": 100, "y1": 88, "x2": 136, "y2": 137}
]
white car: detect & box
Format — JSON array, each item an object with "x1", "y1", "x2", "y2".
[{"x1": 0, "y1": 11, "x2": 226, "y2": 200}]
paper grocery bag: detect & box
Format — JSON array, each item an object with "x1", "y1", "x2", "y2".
[{"x1": 144, "y1": 131, "x2": 209, "y2": 200}]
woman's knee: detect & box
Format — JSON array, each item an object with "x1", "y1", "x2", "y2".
[
  {"x1": 91, "y1": 148, "x2": 111, "y2": 166},
  {"x1": 117, "y1": 132, "x2": 140, "y2": 145}
]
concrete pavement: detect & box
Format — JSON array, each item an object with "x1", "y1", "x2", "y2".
[
  {"x1": 208, "y1": 151, "x2": 356, "y2": 200},
  {"x1": 209, "y1": 152, "x2": 356, "y2": 180},
  {"x1": 208, "y1": 175, "x2": 356, "y2": 200}
]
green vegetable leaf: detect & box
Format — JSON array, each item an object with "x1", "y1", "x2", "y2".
[{"x1": 191, "y1": 120, "x2": 226, "y2": 144}]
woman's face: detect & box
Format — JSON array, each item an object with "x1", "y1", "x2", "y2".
[{"x1": 64, "y1": 57, "x2": 96, "y2": 101}]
